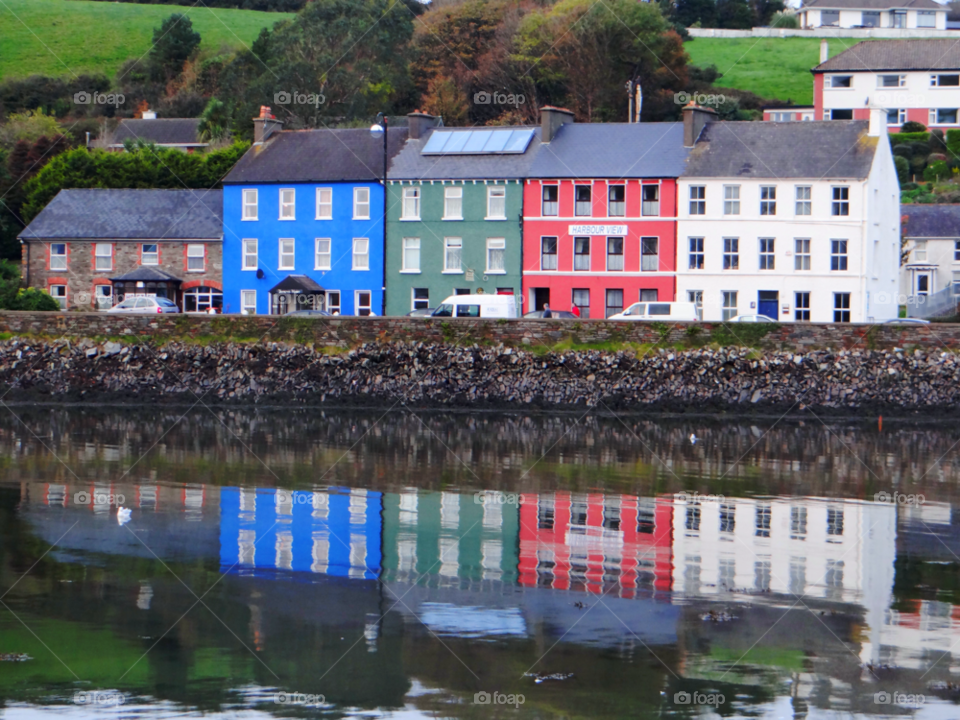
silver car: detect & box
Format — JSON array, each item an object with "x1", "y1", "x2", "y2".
[{"x1": 107, "y1": 297, "x2": 180, "y2": 314}]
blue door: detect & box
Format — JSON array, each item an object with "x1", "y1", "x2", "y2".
[{"x1": 758, "y1": 291, "x2": 778, "y2": 320}]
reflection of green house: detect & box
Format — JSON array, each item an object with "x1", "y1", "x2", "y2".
[{"x1": 382, "y1": 490, "x2": 519, "y2": 584}]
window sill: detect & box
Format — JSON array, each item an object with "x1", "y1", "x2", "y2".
[
  {"x1": 485, "y1": 270, "x2": 507, "y2": 275},
  {"x1": 399, "y1": 217, "x2": 420, "y2": 222},
  {"x1": 353, "y1": 216, "x2": 371, "y2": 221},
  {"x1": 352, "y1": 268, "x2": 371, "y2": 272},
  {"x1": 242, "y1": 218, "x2": 258, "y2": 222},
  {"x1": 316, "y1": 216, "x2": 332, "y2": 221},
  {"x1": 442, "y1": 217, "x2": 463, "y2": 222},
  {"x1": 442, "y1": 270, "x2": 464, "y2": 275},
  {"x1": 279, "y1": 217, "x2": 296, "y2": 222},
  {"x1": 400, "y1": 270, "x2": 421, "y2": 274},
  {"x1": 242, "y1": 267, "x2": 259, "y2": 272},
  {"x1": 186, "y1": 270, "x2": 206, "y2": 273},
  {"x1": 485, "y1": 217, "x2": 507, "y2": 221},
  {"x1": 278, "y1": 267, "x2": 295, "y2": 272},
  {"x1": 315, "y1": 267, "x2": 331, "y2": 272}
]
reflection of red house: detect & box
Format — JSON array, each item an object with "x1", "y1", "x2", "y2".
[{"x1": 518, "y1": 492, "x2": 674, "y2": 598}]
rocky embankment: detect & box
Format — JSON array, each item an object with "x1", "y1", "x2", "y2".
[{"x1": 0, "y1": 338, "x2": 957, "y2": 412}]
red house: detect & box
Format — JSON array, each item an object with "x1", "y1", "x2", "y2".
[{"x1": 522, "y1": 108, "x2": 690, "y2": 318}]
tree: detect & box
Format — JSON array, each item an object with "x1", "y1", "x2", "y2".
[
  {"x1": 0, "y1": 110, "x2": 62, "y2": 149},
  {"x1": 716, "y1": 0, "x2": 754, "y2": 28},
  {"x1": 149, "y1": 14, "x2": 202, "y2": 82},
  {"x1": 673, "y1": 0, "x2": 717, "y2": 28},
  {"x1": 197, "y1": 98, "x2": 230, "y2": 142},
  {"x1": 751, "y1": 0, "x2": 784, "y2": 26}
]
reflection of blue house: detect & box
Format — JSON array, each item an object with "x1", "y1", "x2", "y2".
[{"x1": 219, "y1": 487, "x2": 382, "y2": 580}]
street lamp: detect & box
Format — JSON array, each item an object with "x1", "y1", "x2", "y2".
[{"x1": 370, "y1": 113, "x2": 388, "y2": 316}]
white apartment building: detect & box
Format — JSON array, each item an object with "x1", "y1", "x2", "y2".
[
  {"x1": 677, "y1": 113, "x2": 900, "y2": 323},
  {"x1": 799, "y1": 0, "x2": 947, "y2": 30}
]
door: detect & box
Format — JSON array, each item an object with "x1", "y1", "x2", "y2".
[
  {"x1": 533, "y1": 288, "x2": 550, "y2": 311},
  {"x1": 916, "y1": 273, "x2": 930, "y2": 296},
  {"x1": 758, "y1": 291, "x2": 779, "y2": 320},
  {"x1": 95, "y1": 285, "x2": 113, "y2": 310}
]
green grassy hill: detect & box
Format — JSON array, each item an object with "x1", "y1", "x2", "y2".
[
  {"x1": 0, "y1": 0, "x2": 294, "y2": 79},
  {"x1": 684, "y1": 37, "x2": 859, "y2": 105}
]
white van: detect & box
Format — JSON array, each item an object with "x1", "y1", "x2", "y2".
[
  {"x1": 431, "y1": 293, "x2": 518, "y2": 319},
  {"x1": 609, "y1": 301, "x2": 700, "y2": 321}
]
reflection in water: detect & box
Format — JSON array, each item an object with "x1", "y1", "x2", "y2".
[{"x1": 4, "y1": 408, "x2": 960, "y2": 718}]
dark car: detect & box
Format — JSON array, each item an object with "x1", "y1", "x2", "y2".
[
  {"x1": 523, "y1": 310, "x2": 579, "y2": 319},
  {"x1": 284, "y1": 309, "x2": 332, "y2": 317},
  {"x1": 407, "y1": 308, "x2": 437, "y2": 317}
]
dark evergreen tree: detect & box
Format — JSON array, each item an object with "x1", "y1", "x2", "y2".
[
  {"x1": 717, "y1": 0, "x2": 754, "y2": 28},
  {"x1": 674, "y1": 0, "x2": 718, "y2": 28},
  {"x1": 148, "y1": 14, "x2": 201, "y2": 82}
]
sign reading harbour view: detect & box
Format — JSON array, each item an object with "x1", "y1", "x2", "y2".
[{"x1": 568, "y1": 224, "x2": 629, "y2": 236}]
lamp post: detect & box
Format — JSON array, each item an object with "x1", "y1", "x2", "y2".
[{"x1": 370, "y1": 114, "x2": 388, "y2": 316}]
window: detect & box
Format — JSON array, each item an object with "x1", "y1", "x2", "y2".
[
  {"x1": 640, "y1": 289, "x2": 659, "y2": 302},
  {"x1": 242, "y1": 189, "x2": 258, "y2": 220},
  {"x1": 241, "y1": 290, "x2": 256, "y2": 315},
  {"x1": 444, "y1": 237, "x2": 462, "y2": 272},
  {"x1": 914, "y1": 240, "x2": 928, "y2": 262},
  {"x1": 279, "y1": 188, "x2": 295, "y2": 220},
  {"x1": 723, "y1": 185, "x2": 740, "y2": 215},
  {"x1": 402, "y1": 237, "x2": 420, "y2": 272},
  {"x1": 607, "y1": 237, "x2": 624, "y2": 271},
  {"x1": 574, "y1": 185, "x2": 591, "y2": 216},
  {"x1": 886, "y1": 108, "x2": 907, "y2": 126},
  {"x1": 878, "y1": 74, "x2": 904, "y2": 88},
  {"x1": 821, "y1": 9, "x2": 840, "y2": 25},
  {"x1": 935, "y1": 109, "x2": 959, "y2": 125},
  {"x1": 354, "y1": 187, "x2": 370, "y2": 220},
  {"x1": 49, "y1": 285, "x2": 66, "y2": 309},
  {"x1": 184, "y1": 286, "x2": 221, "y2": 313},
  {"x1": 831, "y1": 239, "x2": 848, "y2": 271},
  {"x1": 93, "y1": 284, "x2": 111, "y2": 310},
  {"x1": 760, "y1": 186, "x2": 776, "y2": 215},
  {"x1": 326, "y1": 291, "x2": 340, "y2": 315},
  {"x1": 689, "y1": 185, "x2": 706, "y2": 215},
  {"x1": 861, "y1": 10, "x2": 880, "y2": 26},
  {"x1": 641, "y1": 237, "x2": 658, "y2": 271},
  {"x1": 412, "y1": 288, "x2": 430, "y2": 311},
  {"x1": 756, "y1": 505, "x2": 772, "y2": 538},
  {"x1": 795, "y1": 292, "x2": 810, "y2": 321},
  {"x1": 316, "y1": 188, "x2": 332, "y2": 219},
  {"x1": 50, "y1": 243, "x2": 67, "y2": 270},
  {"x1": 827, "y1": 508, "x2": 844, "y2": 536},
  {"x1": 572, "y1": 289, "x2": 589, "y2": 317},
  {"x1": 759, "y1": 238, "x2": 775, "y2": 270},
  {"x1": 574, "y1": 237, "x2": 590, "y2": 271},
  {"x1": 355, "y1": 290, "x2": 372, "y2": 316},
  {"x1": 641, "y1": 185, "x2": 659, "y2": 216},
  {"x1": 95, "y1": 243, "x2": 112, "y2": 271},
  {"x1": 275, "y1": 239, "x2": 294, "y2": 270},
  {"x1": 932, "y1": 74, "x2": 960, "y2": 87},
  {"x1": 444, "y1": 186, "x2": 463, "y2": 220},
  {"x1": 315, "y1": 238, "x2": 331, "y2": 270},
  {"x1": 187, "y1": 244, "x2": 205, "y2": 271},
  {"x1": 831, "y1": 186, "x2": 849, "y2": 216},
  {"x1": 487, "y1": 186, "x2": 506, "y2": 219},
  {"x1": 608, "y1": 185, "x2": 625, "y2": 216},
  {"x1": 795, "y1": 186, "x2": 811, "y2": 215},
  {"x1": 953, "y1": 271, "x2": 960, "y2": 294},
  {"x1": 791, "y1": 506, "x2": 808, "y2": 538},
  {"x1": 833, "y1": 292, "x2": 851, "y2": 322},
  {"x1": 542, "y1": 185, "x2": 558, "y2": 216},
  {"x1": 401, "y1": 187, "x2": 420, "y2": 220},
  {"x1": 487, "y1": 238, "x2": 505, "y2": 272},
  {"x1": 242, "y1": 239, "x2": 258, "y2": 270},
  {"x1": 688, "y1": 237, "x2": 704, "y2": 269},
  {"x1": 918, "y1": 10, "x2": 936, "y2": 27},
  {"x1": 605, "y1": 289, "x2": 623, "y2": 318},
  {"x1": 829, "y1": 109, "x2": 853, "y2": 120},
  {"x1": 353, "y1": 238, "x2": 369, "y2": 270},
  {"x1": 795, "y1": 238, "x2": 811, "y2": 270},
  {"x1": 141, "y1": 244, "x2": 158, "y2": 266},
  {"x1": 722, "y1": 291, "x2": 737, "y2": 321},
  {"x1": 955, "y1": 240, "x2": 960, "y2": 261},
  {"x1": 723, "y1": 237, "x2": 739, "y2": 270},
  {"x1": 541, "y1": 237, "x2": 558, "y2": 270},
  {"x1": 829, "y1": 75, "x2": 851, "y2": 88},
  {"x1": 687, "y1": 290, "x2": 703, "y2": 316}
]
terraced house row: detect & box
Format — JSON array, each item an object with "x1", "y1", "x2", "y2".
[{"x1": 21, "y1": 104, "x2": 902, "y2": 323}]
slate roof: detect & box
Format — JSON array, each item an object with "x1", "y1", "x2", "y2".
[
  {"x1": 110, "y1": 118, "x2": 204, "y2": 147},
  {"x1": 224, "y1": 128, "x2": 408, "y2": 184},
  {"x1": 110, "y1": 267, "x2": 183, "y2": 283},
  {"x1": 389, "y1": 127, "x2": 542, "y2": 180},
  {"x1": 681, "y1": 120, "x2": 878, "y2": 179},
  {"x1": 802, "y1": 0, "x2": 942, "y2": 9},
  {"x1": 529, "y1": 123, "x2": 690, "y2": 179},
  {"x1": 269, "y1": 275, "x2": 325, "y2": 293},
  {"x1": 902, "y1": 204, "x2": 960, "y2": 238},
  {"x1": 19, "y1": 189, "x2": 223, "y2": 241},
  {"x1": 814, "y1": 40, "x2": 960, "y2": 73}
]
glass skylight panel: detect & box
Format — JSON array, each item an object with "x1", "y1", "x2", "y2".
[
  {"x1": 481, "y1": 130, "x2": 511, "y2": 153},
  {"x1": 504, "y1": 129, "x2": 534, "y2": 153},
  {"x1": 441, "y1": 132, "x2": 471, "y2": 153},
  {"x1": 422, "y1": 132, "x2": 451, "y2": 154},
  {"x1": 421, "y1": 128, "x2": 535, "y2": 155},
  {"x1": 463, "y1": 130, "x2": 493, "y2": 153}
]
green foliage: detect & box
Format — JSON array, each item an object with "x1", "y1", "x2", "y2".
[
  {"x1": 901, "y1": 120, "x2": 927, "y2": 133},
  {"x1": 888, "y1": 131, "x2": 930, "y2": 145},
  {"x1": 197, "y1": 98, "x2": 230, "y2": 142},
  {"x1": 946, "y1": 128, "x2": 960, "y2": 157},
  {"x1": 895, "y1": 155, "x2": 910, "y2": 185},
  {"x1": 673, "y1": 0, "x2": 717, "y2": 27},
  {"x1": 924, "y1": 160, "x2": 950, "y2": 182},
  {"x1": 9, "y1": 288, "x2": 61, "y2": 311},
  {"x1": 149, "y1": 13, "x2": 202, "y2": 81},
  {"x1": 716, "y1": 0, "x2": 754, "y2": 29},
  {"x1": 0, "y1": 74, "x2": 112, "y2": 117},
  {"x1": 0, "y1": 110, "x2": 63, "y2": 149},
  {"x1": 770, "y1": 10, "x2": 798, "y2": 27}
]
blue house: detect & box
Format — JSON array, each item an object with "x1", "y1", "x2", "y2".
[{"x1": 221, "y1": 109, "x2": 408, "y2": 315}]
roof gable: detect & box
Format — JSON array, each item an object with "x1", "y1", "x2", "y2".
[{"x1": 814, "y1": 39, "x2": 960, "y2": 73}]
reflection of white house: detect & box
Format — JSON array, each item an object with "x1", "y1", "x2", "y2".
[
  {"x1": 900, "y1": 204, "x2": 960, "y2": 310},
  {"x1": 799, "y1": 0, "x2": 947, "y2": 29}
]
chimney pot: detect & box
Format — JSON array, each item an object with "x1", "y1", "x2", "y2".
[
  {"x1": 540, "y1": 106, "x2": 575, "y2": 143},
  {"x1": 407, "y1": 111, "x2": 441, "y2": 140},
  {"x1": 682, "y1": 103, "x2": 717, "y2": 148},
  {"x1": 253, "y1": 106, "x2": 283, "y2": 144}
]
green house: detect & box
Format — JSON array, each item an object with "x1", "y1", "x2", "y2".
[{"x1": 385, "y1": 113, "x2": 540, "y2": 315}]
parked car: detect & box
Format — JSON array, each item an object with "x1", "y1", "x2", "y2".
[
  {"x1": 107, "y1": 296, "x2": 180, "y2": 314},
  {"x1": 883, "y1": 317, "x2": 930, "y2": 324},
  {"x1": 523, "y1": 310, "x2": 578, "y2": 319},
  {"x1": 727, "y1": 314, "x2": 776, "y2": 323},
  {"x1": 608, "y1": 302, "x2": 699, "y2": 321},
  {"x1": 284, "y1": 309, "x2": 332, "y2": 317},
  {"x1": 431, "y1": 294, "x2": 518, "y2": 319},
  {"x1": 407, "y1": 308, "x2": 436, "y2": 317}
]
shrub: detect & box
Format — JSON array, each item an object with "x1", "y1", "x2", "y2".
[
  {"x1": 895, "y1": 155, "x2": 910, "y2": 184},
  {"x1": 918, "y1": 193, "x2": 938, "y2": 204},
  {"x1": 929, "y1": 153, "x2": 948, "y2": 163},
  {"x1": 770, "y1": 11, "x2": 798, "y2": 27},
  {"x1": 902, "y1": 121, "x2": 927, "y2": 133},
  {"x1": 8, "y1": 288, "x2": 60, "y2": 311},
  {"x1": 930, "y1": 128, "x2": 946, "y2": 152},
  {"x1": 889, "y1": 132, "x2": 930, "y2": 145}
]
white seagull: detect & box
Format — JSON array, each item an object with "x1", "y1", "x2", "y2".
[{"x1": 117, "y1": 507, "x2": 132, "y2": 525}]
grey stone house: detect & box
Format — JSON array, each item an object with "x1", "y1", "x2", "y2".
[{"x1": 19, "y1": 189, "x2": 223, "y2": 311}]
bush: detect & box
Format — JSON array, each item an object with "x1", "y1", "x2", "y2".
[
  {"x1": 895, "y1": 155, "x2": 910, "y2": 184},
  {"x1": 901, "y1": 182, "x2": 920, "y2": 191},
  {"x1": 918, "y1": 193, "x2": 938, "y2": 203},
  {"x1": 889, "y1": 132, "x2": 930, "y2": 145},
  {"x1": 929, "y1": 153, "x2": 948, "y2": 163},
  {"x1": 8, "y1": 288, "x2": 60, "y2": 311},
  {"x1": 902, "y1": 121, "x2": 927, "y2": 133},
  {"x1": 770, "y1": 11, "x2": 798, "y2": 27},
  {"x1": 930, "y1": 128, "x2": 946, "y2": 152},
  {"x1": 892, "y1": 143, "x2": 912, "y2": 158}
]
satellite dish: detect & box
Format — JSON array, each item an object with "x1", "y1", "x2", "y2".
[{"x1": 256, "y1": 268, "x2": 265, "y2": 279}]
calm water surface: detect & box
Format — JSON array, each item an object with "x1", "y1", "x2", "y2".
[{"x1": 2, "y1": 408, "x2": 960, "y2": 719}]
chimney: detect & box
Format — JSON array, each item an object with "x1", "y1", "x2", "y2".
[
  {"x1": 253, "y1": 105, "x2": 283, "y2": 145},
  {"x1": 141, "y1": 110, "x2": 157, "y2": 120},
  {"x1": 868, "y1": 107, "x2": 885, "y2": 136},
  {"x1": 682, "y1": 103, "x2": 717, "y2": 148},
  {"x1": 820, "y1": 39, "x2": 829, "y2": 64},
  {"x1": 407, "y1": 110, "x2": 441, "y2": 140},
  {"x1": 540, "y1": 106, "x2": 575, "y2": 143}
]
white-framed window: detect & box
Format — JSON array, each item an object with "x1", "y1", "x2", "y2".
[
  {"x1": 278, "y1": 239, "x2": 295, "y2": 270},
  {"x1": 95, "y1": 243, "x2": 113, "y2": 272},
  {"x1": 795, "y1": 186, "x2": 811, "y2": 215},
  {"x1": 241, "y1": 290, "x2": 257, "y2": 315},
  {"x1": 878, "y1": 74, "x2": 905, "y2": 88},
  {"x1": 444, "y1": 237, "x2": 462, "y2": 272},
  {"x1": 542, "y1": 185, "x2": 558, "y2": 216},
  {"x1": 831, "y1": 239, "x2": 848, "y2": 271},
  {"x1": 574, "y1": 185, "x2": 591, "y2": 216},
  {"x1": 355, "y1": 290, "x2": 372, "y2": 316},
  {"x1": 402, "y1": 237, "x2": 421, "y2": 272},
  {"x1": 487, "y1": 186, "x2": 506, "y2": 219},
  {"x1": 326, "y1": 290, "x2": 341, "y2": 315},
  {"x1": 605, "y1": 289, "x2": 623, "y2": 318},
  {"x1": 95, "y1": 284, "x2": 112, "y2": 310},
  {"x1": 723, "y1": 237, "x2": 739, "y2": 270},
  {"x1": 141, "y1": 243, "x2": 159, "y2": 266},
  {"x1": 918, "y1": 10, "x2": 936, "y2": 27},
  {"x1": 723, "y1": 185, "x2": 740, "y2": 215},
  {"x1": 829, "y1": 75, "x2": 852, "y2": 88},
  {"x1": 353, "y1": 187, "x2": 370, "y2": 220},
  {"x1": 402, "y1": 187, "x2": 420, "y2": 220},
  {"x1": 689, "y1": 185, "x2": 705, "y2": 215},
  {"x1": 688, "y1": 237, "x2": 704, "y2": 269},
  {"x1": 932, "y1": 74, "x2": 960, "y2": 87},
  {"x1": 759, "y1": 238, "x2": 775, "y2": 270},
  {"x1": 641, "y1": 185, "x2": 659, "y2": 216},
  {"x1": 760, "y1": 186, "x2": 776, "y2": 215},
  {"x1": 242, "y1": 189, "x2": 258, "y2": 220},
  {"x1": 572, "y1": 288, "x2": 589, "y2": 317},
  {"x1": 641, "y1": 237, "x2": 658, "y2": 271},
  {"x1": 834, "y1": 292, "x2": 851, "y2": 322},
  {"x1": 242, "y1": 238, "x2": 258, "y2": 270},
  {"x1": 606, "y1": 237, "x2": 624, "y2": 271},
  {"x1": 933, "y1": 108, "x2": 959, "y2": 125},
  {"x1": 574, "y1": 237, "x2": 590, "y2": 271},
  {"x1": 50, "y1": 243, "x2": 67, "y2": 270},
  {"x1": 353, "y1": 238, "x2": 369, "y2": 270},
  {"x1": 444, "y1": 186, "x2": 463, "y2": 220},
  {"x1": 886, "y1": 108, "x2": 907, "y2": 126},
  {"x1": 607, "y1": 185, "x2": 625, "y2": 217},
  {"x1": 486, "y1": 237, "x2": 505, "y2": 272},
  {"x1": 831, "y1": 186, "x2": 849, "y2": 216},
  {"x1": 914, "y1": 240, "x2": 928, "y2": 262},
  {"x1": 316, "y1": 188, "x2": 332, "y2": 219},
  {"x1": 49, "y1": 284, "x2": 66, "y2": 310},
  {"x1": 722, "y1": 291, "x2": 737, "y2": 321},
  {"x1": 279, "y1": 188, "x2": 295, "y2": 220},
  {"x1": 829, "y1": 109, "x2": 853, "y2": 120},
  {"x1": 412, "y1": 287, "x2": 430, "y2": 310},
  {"x1": 315, "y1": 238, "x2": 331, "y2": 270},
  {"x1": 687, "y1": 290, "x2": 703, "y2": 313},
  {"x1": 541, "y1": 236, "x2": 558, "y2": 270},
  {"x1": 795, "y1": 238, "x2": 811, "y2": 270},
  {"x1": 795, "y1": 292, "x2": 810, "y2": 321},
  {"x1": 187, "y1": 244, "x2": 205, "y2": 271}
]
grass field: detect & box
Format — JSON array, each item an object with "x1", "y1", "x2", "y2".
[
  {"x1": 0, "y1": 0, "x2": 294, "y2": 79},
  {"x1": 684, "y1": 37, "x2": 861, "y2": 105}
]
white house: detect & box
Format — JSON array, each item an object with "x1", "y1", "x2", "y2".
[
  {"x1": 899, "y1": 203, "x2": 960, "y2": 314},
  {"x1": 677, "y1": 109, "x2": 901, "y2": 323},
  {"x1": 799, "y1": 0, "x2": 947, "y2": 29}
]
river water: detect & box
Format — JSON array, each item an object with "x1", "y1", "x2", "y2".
[{"x1": 2, "y1": 407, "x2": 960, "y2": 719}]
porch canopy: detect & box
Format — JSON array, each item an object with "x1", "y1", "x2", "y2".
[
  {"x1": 269, "y1": 274, "x2": 325, "y2": 315},
  {"x1": 110, "y1": 267, "x2": 182, "y2": 304}
]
